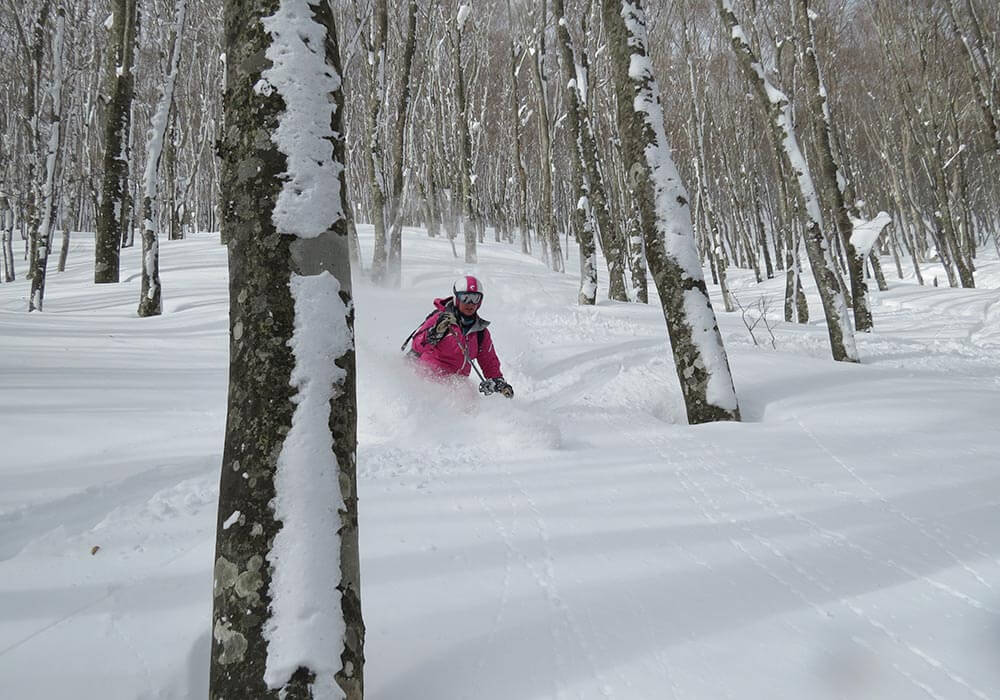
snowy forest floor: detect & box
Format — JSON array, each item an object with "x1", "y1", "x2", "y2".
[{"x1": 1, "y1": 227, "x2": 999, "y2": 699}]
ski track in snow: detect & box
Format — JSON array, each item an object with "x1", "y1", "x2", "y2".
[
  {"x1": 660, "y1": 436, "x2": 993, "y2": 700},
  {"x1": 3, "y1": 231, "x2": 1000, "y2": 699}
]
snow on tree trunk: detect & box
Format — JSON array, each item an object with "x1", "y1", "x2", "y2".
[
  {"x1": 504, "y1": 1, "x2": 531, "y2": 257},
  {"x1": 717, "y1": 0, "x2": 858, "y2": 363},
  {"x1": 1, "y1": 202, "x2": 14, "y2": 282},
  {"x1": 28, "y1": 8, "x2": 65, "y2": 313},
  {"x1": 553, "y1": 0, "x2": 597, "y2": 304},
  {"x1": 24, "y1": 0, "x2": 52, "y2": 284},
  {"x1": 210, "y1": 0, "x2": 363, "y2": 697},
  {"x1": 572, "y1": 26, "x2": 628, "y2": 302},
  {"x1": 95, "y1": 0, "x2": 137, "y2": 284},
  {"x1": 794, "y1": 0, "x2": 872, "y2": 332},
  {"x1": 138, "y1": 0, "x2": 187, "y2": 318},
  {"x1": 602, "y1": 0, "x2": 740, "y2": 424}
]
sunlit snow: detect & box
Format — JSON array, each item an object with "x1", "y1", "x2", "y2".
[{"x1": 1, "y1": 227, "x2": 999, "y2": 699}]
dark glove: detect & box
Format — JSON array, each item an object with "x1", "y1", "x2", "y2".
[
  {"x1": 426, "y1": 311, "x2": 458, "y2": 345},
  {"x1": 480, "y1": 377, "x2": 514, "y2": 398}
]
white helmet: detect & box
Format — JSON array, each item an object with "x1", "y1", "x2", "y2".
[{"x1": 453, "y1": 275, "x2": 484, "y2": 305}]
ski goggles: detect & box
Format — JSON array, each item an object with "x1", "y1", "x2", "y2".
[{"x1": 455, "y1": 291, "x2": 483, "y2": 305}]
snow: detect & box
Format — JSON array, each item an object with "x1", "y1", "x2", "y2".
[
  {"x1": 264, "y1": 271, "x2": 352, "y2": 696},
  {"x1": 457, "y1": 4, "x2": 471, "y2": 32},
  {"x1": 257, "y1": 0, "x2": 344, "y2": 237},
  {"x1": 2, "y1": 228, "x2": 1000, "y2": 698},
  {"x1": 850, "y1": 211, "x2": 893, "y2": 259}
]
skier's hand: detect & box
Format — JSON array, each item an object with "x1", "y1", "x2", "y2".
[
  {"x1": 427, "y1": 311, "x2": 458, "y2": 345},
  {"x1": 496, "y1": 379, "x2": 514, "y2": 399},
  {"x1": 481, "y1": 378, "x2": 513, "y2": 398}
]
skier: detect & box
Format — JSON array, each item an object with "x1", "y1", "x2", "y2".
[{"x1": 404, "y1": 276, "x2": 514, "y2": 398}]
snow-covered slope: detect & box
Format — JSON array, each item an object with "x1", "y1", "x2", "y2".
[{"x1": 1, "y1": 229, "x2": 998, "y2": 699}]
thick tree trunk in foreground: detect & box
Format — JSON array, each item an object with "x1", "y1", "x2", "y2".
[
  {"x1": 603, "y1": 0, "x2": 740, "y2": 424},
  {"x1": 211, "y1": 0, "x2": 363, "y2": 697}
]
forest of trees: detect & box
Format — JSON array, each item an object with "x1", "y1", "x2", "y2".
[
  {"x1": 2, "y1": 0, "x2": 998, "y2": 696},
  {"x1": 2, "y1": 0, "x2": 997, "y2": 313}
]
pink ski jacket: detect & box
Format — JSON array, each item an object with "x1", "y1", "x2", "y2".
[{"x1": 410, "y1": 297, "x2": 503, "y2": 379}]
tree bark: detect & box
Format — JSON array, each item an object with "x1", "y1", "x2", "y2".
[
  {"x1": 794, "y1": 0, "x2": 872, "y2": 331},
  {"x1": 453, "y1": 5, "x2": 478, "y2": 264},
  {"x1": 553, "y1": 0, "x2": 596, "y2": 304},
  {"x1": 718, "y1": 0, "x2": 858, "y2": 363},
  {"x1": 365, "y1": 0, "x2": 389, "y2": 281},
  {"x1": 603, "y1": 0, "x2": 740, "y2": 424},
  {"x1": 385, "y1": 0, "x2": 418, "y2": 287},
  {"x1": 211, "y1": 0, "x2": 363, "y2": 696},
  {"x1": 28, "y1": 7, "x2": 64, "y2": 312},
  {"x1": 138, "y1": 0, "x2": 187, "y2": 318},
  {"x1": 95, "y1": 0, "x2": 138, "y2": 283}
]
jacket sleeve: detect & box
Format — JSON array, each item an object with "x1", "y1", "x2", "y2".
[
  {"x1": 476, "y1": 329, "x2": 503, "y2": 379},
  {"x1": 411, "y1": 311, "x2": 450, "y2": 356}
]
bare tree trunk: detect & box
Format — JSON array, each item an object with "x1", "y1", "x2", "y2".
[
  {"x1": 553, "y1": 0, "x2": 596, "y2": 304},
  {"x1": 210, "y1": 0, "x2": 363, "y2": 697},
  {"x1": 28, "y1": 8, "x2": 65, "y2": 312},
  {"x1": 365, "y1": 0, "x2": 389, "y2": 281},
  {"x1": 385, "y1": 0, "x2": 418, "y2": 288},
  {"x1": 603, "y1": 0, "x2": 740, "y2": 424},
  {"x1": 795, "y1": 0, "x2": 873, "y2": 332},
  {"x1": 453, "y1": 5, "x2": 478, "y2": 264},
  {"x1": 718, "y1": 0, "x2": 858, "y2": 363},
  {"x1": 138, "y1": 0, "x2": 187, "y2": 318},
  {"x1": 95, "y1": 0, "x2": 137, "y2": 283},
  {"x1": 1, "y1": 202, "x2": 14, "y2": 282},
  {"x1": 530, "y1": 0, "x2": 562, "y2": 271},
  {"x1": 505, "y1": 0, "x2": 531, "y2": 256},
  {"x1": 683, "y1": 17, "x2": 733, "y2": 313}
]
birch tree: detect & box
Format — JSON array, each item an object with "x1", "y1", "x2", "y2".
[
  {"x1": 210, "y1": 0, "x2": 363, "y2": 697},
  {"x1": 94, "y1": 0, "x2": 138, "y2": 283},
  {"x1": 794, "y1": 0, "x2": 872, "y2": 332},
  {"x1": 384, "y1": 0, "x2": 418, "y2": 287},
  {"x1": 530, "y1": 0, "x2": 562, "y2": 271},
  {"x1": 602, "y1": 0, "x2": 740, "y2": 424},
  {"x1": 553, "y1": 0, "x2": 597, "y2": 304},
  {"x1": 362, "y1": 0, "x2": 388, "y2": 280},
  {"x1": 28, "y1": 6, "x2": 64, "y2": 312},
  {"x1": 453, "y1": 3, "x2": 479, "y2": 264},
  {"x1": 138, "y1": 0, "x2": 187, "y2": 318},
  {"x1": 717, "y1": 0, "x2": 858, "y2": 363}
]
